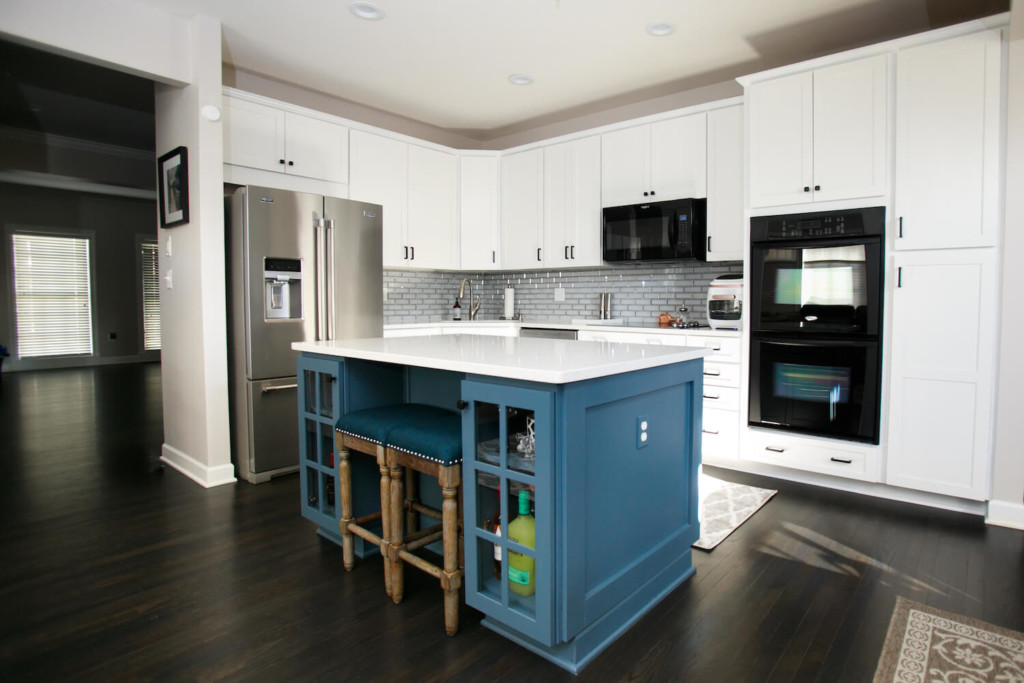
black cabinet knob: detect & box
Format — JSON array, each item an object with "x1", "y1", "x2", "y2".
[
  {"x1": 643, "y1": 191, "x2": 649, "y2": 196},
  {"x1": 814, "y1": 185, "x2": 820, "y2": 191},
  {"x1": 650, "y1": 190, "x2": 655, "y2": 196},
  {"x1": 279, "y1": 159, "x2": 286, "y2": 165},
  {"x1": 456, "y1": 400, "x2": 468, "y2": 410},
  {"x1": 803, "y1": 186, "x2": 810, "y2": 192},
  {"x1": 288, "y1": 160, "x2": 294, "y2": 166}
]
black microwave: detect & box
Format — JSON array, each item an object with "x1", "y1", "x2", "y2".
[{"x1": 602, "y1": 198, "x2": 707, "y2": 262}]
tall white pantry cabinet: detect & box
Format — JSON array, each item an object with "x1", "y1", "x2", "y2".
[{"x1": 886, "y1": 28, "x2": 1004, "y2": 501}]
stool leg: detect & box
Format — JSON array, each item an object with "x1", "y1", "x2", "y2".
[
  {"x1": 376, "y1": 445, "x2": 392, "y2": 598},
  {"x1": 405, "y1": 467, "x2": 418, "y2": 535},
  {"x1": 388, "y1": 457, "x2": 405, "y2": 604},
  {"x1": 441, "y1": 481, "x2": 460, "y2": 636},
  {"x1": 338, "y1": 445, "x2": 355, "y2": 571}
]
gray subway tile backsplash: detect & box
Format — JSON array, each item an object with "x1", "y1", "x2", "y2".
[{"x1": 383, "y1": 261, "x2": 743, "y2": 326}]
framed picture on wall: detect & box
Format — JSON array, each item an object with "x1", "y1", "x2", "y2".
[{"x1": 158, "y1": 146, "x2": 189, "y2": 228}]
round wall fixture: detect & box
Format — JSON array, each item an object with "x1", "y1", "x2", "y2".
[
  {"x1": 645, "y1": 22, "x2": 675, "y2": 37},
  {"x1": 350, "y1": 2, "x2": 385, "y2": 20},
  {"x1": 201, "y1": 104, "x2": 221, "y2": 122},
  {"x1": 508, "y1": 74, "x2": 534, "y2": 86}
]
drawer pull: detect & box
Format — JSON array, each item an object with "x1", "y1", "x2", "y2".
[
  {"x1": 830, "y1": 457, "x2": 853, "y2": 464},
  {"x1": 710, "y1": 344, "x2": 722, "y2": 351},
  {"x1": 703, "y1": 393, "x2": 720, "y2": 400},
  {"x1": 765, "y1": 445, "x2": 785, "y2": 453},
  {"x1": 704, "y1": 369, "x2": 721, "y2": 377},
  {"x1": 702, "y1": 428, "x2": 720, "y2": 435}
]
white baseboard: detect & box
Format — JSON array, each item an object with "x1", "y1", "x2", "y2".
[
  {"x1": 986, "y1": 500, "x2": 1024, "y2": 530},
  {"x1": 161, "y1": 443, "x2": 236, "y2": 488}
]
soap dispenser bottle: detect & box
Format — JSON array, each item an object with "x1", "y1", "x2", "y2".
[{"x1": 452, "y1": 297, "x2": 462, "y2": 321}]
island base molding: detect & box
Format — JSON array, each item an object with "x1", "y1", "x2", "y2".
[
  {"x1": 160, "y1": 444, "x2": 237, "y2": 488},
  {"x1": 481, "y1": 555, "x2": 696, "y2": 674}
]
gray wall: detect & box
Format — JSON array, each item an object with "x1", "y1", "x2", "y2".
[
  {"x1": 0, "y1": 182, "x2": 158, "y2": 371},
  {"x1": 384, "y1": 260, "x2": 743, "y2": 326}
]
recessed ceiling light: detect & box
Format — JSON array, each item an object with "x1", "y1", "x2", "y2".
[
  {"x1": 350, "y1": 2, "x2": 385, "y2": 21},
  {"x1": 645, "y1": 22, "x2": 675, "y2": 37},
  {"x1": 508, "y1": 74, "x2": 534, "y2": 86}
]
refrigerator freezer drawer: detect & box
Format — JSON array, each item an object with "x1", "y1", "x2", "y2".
[{"x1": 246, "y1": 377, "x2": 300, "y2": 477}]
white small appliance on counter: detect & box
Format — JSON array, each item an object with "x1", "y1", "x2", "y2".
[{"x1": 707, "y1": 274, "x2": 743, "y2": 330}]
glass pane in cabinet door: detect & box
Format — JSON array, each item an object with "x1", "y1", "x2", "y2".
[
  {"x1": 505, "y1": 480, "x2": 537, "y2": 617},
  {"x1": 305, "y1": 467, "x2": 319, "y2": 509},
  {"x1": 475, "y1": 471, "x2": 501, "y2": 532},
  {"x1": 474, "y1": 401, "x2": 500, "y2": 467},
  {"x1": 320, "y1": 423, "x2": 335, "y2": 468},
  {"x1": 319, "y1": 372, "x2": 334, "y2": 418},
  {"x1": 322, "y1": 473, "x2": 336, "y2": 517},
  {"x1": 506, "y1": 407, "x2": 536, "y2": 476},
  {"x1": 305, "y1": 419, "x2": 318, "y2": 462},
  {"x1": 303, "y1": 370, "x2": 316, "y2": 414},
  {"x1": 474, "y1": 534, "x2": 502, "y2": 603}
]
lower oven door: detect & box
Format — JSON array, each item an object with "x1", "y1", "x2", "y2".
[{"x1": 748, "y1": 336, "x2": 880, "y2": 444}]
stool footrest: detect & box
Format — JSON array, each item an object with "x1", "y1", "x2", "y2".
[
  {"x1": 353, "y1": 510, "x2": 383, "y2": 526},
  {"x1": 348, "y1": 522, "x2": 385, "y2": 548},
  {"x1": 405, "y1": 500, "x2": 441, "y2": 521},
  {"x1": 398, "y1": 548, "x2": 443, "y2": 580},
  {"x1": 404, "y1": 527, "x2": 443, "y2": 552}
]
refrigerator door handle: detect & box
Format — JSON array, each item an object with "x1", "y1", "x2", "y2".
[
  {"x1": 326, "y1": 218, "x2": 336, "y2": 341},
  {"x1": 261, "y1": 383, "x2": 298, "y2": 393},
  {"x1": 315, "y1": 217, "x2": 327, "y2": 341}
]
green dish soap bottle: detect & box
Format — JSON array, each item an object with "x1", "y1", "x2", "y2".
[{"x1": 507, "y1": 490, "x2": 535, "y2": 596}]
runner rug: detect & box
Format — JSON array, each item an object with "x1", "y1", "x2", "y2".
[
  {"x1": 873, "y1": 596, "x2": 1024, "y2": 682},
  {"x1": 692, "y1": 473, "x2": 776, "y2": 550}
]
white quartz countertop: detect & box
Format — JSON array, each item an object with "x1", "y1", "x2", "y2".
[
  {"x1": 293, "y1": 334, "x2": 710, "y2": 384},
  {"x1": 384, "y1": 320, "x2": 741, "y2": 337}
]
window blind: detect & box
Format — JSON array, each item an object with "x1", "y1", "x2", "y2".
[
  {"x1": 141, "y1": 240, "x2": 161, "y2": 350},
  {"x1": 12, "y1": 233, "x2": 94, "y2": 358}
]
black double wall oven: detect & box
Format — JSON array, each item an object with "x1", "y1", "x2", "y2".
[{"x1": 748, "y1": 207, "x2": 885, "y2": 444}]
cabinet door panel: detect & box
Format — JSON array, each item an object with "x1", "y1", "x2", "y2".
[
  {"x1": 223, "y1": 97, "x2": 285, "y2": 172},
  {"x1": 748, "y1": 72, "x2": 813, "y2": 208},
  {"x1": 500, "y1": 149, "x2": 544, "y2": 269},
  {"x1": 543, "y1": 137, "x2": 602, "y2": 268},
  {"x1": 601, "y1": 125, "x2": 649, "y2": 206},
  {"x1": 349, "y1": 131, "x2": 408, "y2": 268},
  {"x1": 650, "y1": 112, "x2": 707, "y2": 201},
  {"x1": 812, "y1": 55, "x2": 888, "y2": 203},
  {"x1": 895, "y1": 30, "x2": 1002, "y2": 250},
  {"x1": 886, "y1": 249, "x2": 999, "y2": 500},
  {"x1": 283, "y1": 113, "x2": 349, "y2": 184},
  {"x1": 407, "y1": 145, "x2": 459, "y2": 269},
  {"x1": 460, "y1": 154, "x2": 501, "y2": 270},
  {"x1": 706, "y1": 105, "x2": 745, "y2": 261}
]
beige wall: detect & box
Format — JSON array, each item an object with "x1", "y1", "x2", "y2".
[{"x1": 990, "y1": 0, "x2": 1024, "y2": 524}]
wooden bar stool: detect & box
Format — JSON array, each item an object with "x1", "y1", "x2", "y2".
[
  {"x1": 335, "y1": 403, "x2": 448, "y2": 597},
  {"x1": 384, "y1": 409, "x2": 464, "y2": 636}
]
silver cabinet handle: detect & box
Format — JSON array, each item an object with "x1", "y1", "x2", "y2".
[
  {"x1": 765, "y1": 445, "x2": 785, "y2": 453},
  {"x1": 830, "y1": 457, "x2": 853, "y2": 464},
  {"x1": 262, "y1": 383, "x2": 298, "y2": 394},
  {"x1": 702, "y1": 428, "x2": 719, "y2": 435},
  {"x1": 704, "y1": 369, "x2": 721, "y2": 377},
  {"x1": 703, "y1": 393, "x2": 720, "y2": 400}
]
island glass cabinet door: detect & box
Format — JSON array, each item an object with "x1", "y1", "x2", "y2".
[
  {"x1": 462, "y1": 379, "x2": 556, "y2": 646},
  {"x1": 297, "y1": 355, "x2": 344, "y2": 533}
]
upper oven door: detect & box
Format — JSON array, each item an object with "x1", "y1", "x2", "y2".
[{"x1": 750, "y1": 235, "x2": 882, "y2": 336}]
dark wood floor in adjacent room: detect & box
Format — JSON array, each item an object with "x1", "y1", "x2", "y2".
[{"x1": 1, "y1": 364, "x2": 1022, "y2": 682}]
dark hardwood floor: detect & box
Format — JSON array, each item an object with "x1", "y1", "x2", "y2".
[{"x1": 1, "y1": 364, "x2": 1022, "y2": 681}]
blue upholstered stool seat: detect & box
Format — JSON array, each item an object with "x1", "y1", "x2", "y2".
[
  {"x1": 387, "y1": 410, "x2": 463, "y2": 466},
  {"x1": 335, "y1": 403, "x2": 457, "y2": 446}
]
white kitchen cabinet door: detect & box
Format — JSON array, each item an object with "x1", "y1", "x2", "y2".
[
  {"x1": 407, "y1": 145, "x2": 459, "y2": 270},
  {"x1": 812, "y1": 55, "x2": 888, "y2": 203},
  {"x1": 349, "y1": 130, "x2": 409, "y2": 268},
  {"x1": 748, "y1": 71, "x2": 813, "y2": 208},
  {"x1": 894, "y1": 30, "x2": 1002, "y2": 251},
  {"x1": 282, "y1": 112, "x2": 349, "y2": 184},
  {"x1": 543, "y1": 137, "x2": 601, "y2": 268},
  {"x1": 649, "y1": 112, "x2": 707, "y2": 201},
  {"x1": 459, "y1": 154, "x2": 501, "y2": 271},
  {"x1": 600, "y1": 125, "x2": 649, "y2": 207},
  {"x1": 705, "y1": 105, "x2": 744, "y2": 262},
  {"x1": 223, "y1": 97, "x2": 286, "y2": 173},
  {"x1": 500, "y1": 149, "x2": 545, "y2": 270},
  {"x1": 885, "y1": 248, "x2": 999, "y2": 500}
]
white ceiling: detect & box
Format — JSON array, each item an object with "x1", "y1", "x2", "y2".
[{"x1": 129, "y1": 0, "x2": 1004, "y2": 141}]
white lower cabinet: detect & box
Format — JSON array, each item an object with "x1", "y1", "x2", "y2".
[
  {"x1": 744, "y1": 429, "x2": 877, "y2": 481},
  {"x1": 885, "y1": 248, "x2": 999, "y2": 500}
]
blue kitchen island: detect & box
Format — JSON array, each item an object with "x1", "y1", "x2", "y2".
[{"x1": 293, "y1": 333, "x2": 709, "y2": 673}]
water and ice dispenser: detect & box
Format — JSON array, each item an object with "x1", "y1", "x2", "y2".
[{"x1": 264, "y1": 257, "x2": 302, "y2": 320}]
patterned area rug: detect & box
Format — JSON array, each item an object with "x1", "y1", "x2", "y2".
[
  {"x1": 692, "y1": 473, "x2": 777, "y2": 550},
  {"x1": 874, "y1": 597, "x2": 1024, "y2": 682}
]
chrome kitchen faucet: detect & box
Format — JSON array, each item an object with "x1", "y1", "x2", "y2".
[{"x1": 457, "y1": 278, "x2": 481, "y2": 320}]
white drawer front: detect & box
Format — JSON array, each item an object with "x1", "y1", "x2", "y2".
[
  {"x1": 701, "y1": 408, "x2": 739, "y2": 461},
  {"x1": 702, "y1": 385, "x2": 739, "y2": 412},
  {"x1": 702, "y1": 361, "x2": 739, "y2": 387},
  {"x1": 744, "y1": 430, "x2": 874, "y2": 481},
  {"x1": 688, "y1": 336, "x2": 741, "y2": 362}
]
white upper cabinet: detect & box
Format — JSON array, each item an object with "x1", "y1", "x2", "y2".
[
  {"x1": 459, "y1": 154, "x2": 501, "y2": 271},
  {"x1": 894, "y1": 30, "x2": 1002, "y2": 250},
  {"x1": 407, "y1": 144, "x2": 459, "y2": 270},
  {"x1": 500, "y1": 149, "x2": 545, "y2": 270},
  {"x1": 748, "y1": 54, "x2": 888, "y2": 208},
  {"x1": 886, "y1": 248, "x2": 999, "y2": 500},
  {"x1": 223, "y1": 95, "x2": 349, "y2": 184},
  {"x1": 601, "y1": 112, "x2": 707, "y2": 207},
  {"x1": 349, "y1": 130, "x2": 409, "y2": 268},
  {"x1": 543, "y1": 136, "x2": 602, "y2": 268},
  {"x1": 705, "y1": 105, "x2": 745, "y2": 262}
]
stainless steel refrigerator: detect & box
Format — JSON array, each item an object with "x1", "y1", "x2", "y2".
[{"x1": 226, "y1": 185, "x2": 383, "y2": 484}]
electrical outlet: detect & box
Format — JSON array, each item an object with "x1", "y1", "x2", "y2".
[
  {"x1": 165, "y1": 235, "x2": 172, "y2": 257},
  {"x1": 164, "y1": 269, "x2": 173, "y2": 289},
  {"x1": 554, "y1": 287, "x2": 566, "y2": 302},
  {"x1": 636, "y1": 416, "x2": 649, "y2": 449}
]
